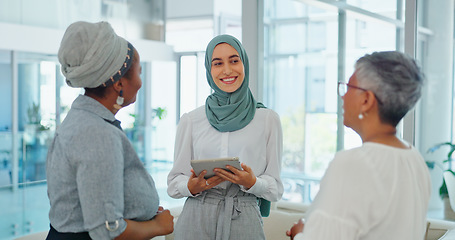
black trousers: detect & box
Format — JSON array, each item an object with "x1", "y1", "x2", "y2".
[{"x1": 46, "y1": 225, "x2": 92, "y2": 240}]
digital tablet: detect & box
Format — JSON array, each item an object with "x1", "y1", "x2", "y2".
[{"x1": 190, "y1": 157, "x2": 241, "y2": 178}]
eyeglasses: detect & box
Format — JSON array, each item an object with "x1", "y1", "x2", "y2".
[
  {"x1": 337, "y1": 82, "x2": 368, "y2": 97},
  {"x1": 337, "y1": 82, "x2": 383, "y2": 105}
]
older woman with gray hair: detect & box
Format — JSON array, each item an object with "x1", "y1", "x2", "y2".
[
  {"x1": 46, "y1": 21, "x2": 173, "y2": 240},
  {"x1": 287, "y1": 51, "x2": 431, "y2": 240}
]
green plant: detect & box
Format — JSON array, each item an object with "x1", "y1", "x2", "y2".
[
  {"x1": 26, "y1": 102, "x2": 50, "y2": 131},
  {"x1": 128, "y1": 107, "x2": 167, "y2": 129},
  {"x1": 152, "y1": 107, "x2": 166, "y2": 120},
  {"x1": 427, "y1": 142, "x2": 455, "y2": 199},
  {"x1": 27, "y1": 102, "x2": 41, "y2": 124}
]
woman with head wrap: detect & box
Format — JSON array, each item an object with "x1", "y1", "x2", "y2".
[
  {"x1": 167, "y1": 34, "x2": 284, "y2": 240},
  {"x1": 286, "y1": 51, "x2": 431, "y2": 240},
  {"x1": 46, "y1": 21, "x2": 173, "y2": 240}
]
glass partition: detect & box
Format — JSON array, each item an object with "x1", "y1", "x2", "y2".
[
  {"x1": 18, "y1": 53, "x2": 57, "y2": 184},
  {"x1": 0, "y1": 50, "x2": 12, "y2": 190},
  {"x1": 415, "y1": 0, "x2": 455, "y2": 220},
  {"x1": 345, "y1": 0, "x2": 400, "y2": 19},
  {"x1": 178, "y1": 53, "x2": 211, "y2": 117},
  {"x1": 146, "y1": 60, "x2": 184, "y2": 208},
  {"x1": 263, "y1": 0, "x2": 404, "y2": 204},
  {"x1": 264, "y1": 0, "x2": 339, "y2": 203},
  {"x1": 0, "y1": 50, "x2": 182, "y2": 238},
  {"x1": 0, "y1": 51, "x2": 57, "y2": 239}
]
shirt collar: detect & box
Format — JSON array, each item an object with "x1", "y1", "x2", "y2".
[{"x1": 71, "y1": 94, "x2": 117, "y2": 123}]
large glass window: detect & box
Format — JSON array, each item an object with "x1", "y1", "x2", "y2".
[
  {"x1": 0, "y1": 50, "x2": 12, "y2": 190},
  {"x1": 264, "y1": 0, "x2": 403, "y2": 203},
  {"x1": 0, "y1": 52, "x2": 58, "y2": 238},
  {"x1": 0, "y1": 0, "x2": 172, "y2": 238},
  {"x1": 147, "y1": 60, "x2": 182, "y2": 208},
  {"x1": 18, "y1": 53, "x2": 58, "y2": 184},
  {"x1": 177, "y1": 53, "x2": 211, "y2": 117},
  {"x1": 346, "y1": 0, "x2": 399, "y2": 18},
  {"x1": 0, "y1": 51, "x2": 181, "y2": 238},
  {"x1": 415, "y1": 0, "x2": 455, "y2": 220}
]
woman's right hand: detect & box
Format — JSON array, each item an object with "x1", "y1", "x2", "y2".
[
  {"x1": 115, "y1": 208, "x2": 174, "y2": 240},
  {"x1": 188, "y1": 169, "x2": 224, "y2": 195},
  {"x1": 286, "y1": 218, "x2": 304, "y2": 240},
  {"x1": 151, "y1": 209, "x2": 174, "y2": 236}
]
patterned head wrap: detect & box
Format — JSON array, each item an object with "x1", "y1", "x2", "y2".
[{"x1": 58, "y1": 21, "x2": 134, "y2": 88}]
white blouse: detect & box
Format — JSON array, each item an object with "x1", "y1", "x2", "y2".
[
  {"x1": 295, "y1": 142, "x2": 431, "y2": 240},
  {"x1": 167, "y1": 106, "x2": 283, "y2": 201}
]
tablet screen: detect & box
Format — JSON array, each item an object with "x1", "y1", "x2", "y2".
[{"x1": 190, "y1": 157, "x2": 241, "y2": 178}]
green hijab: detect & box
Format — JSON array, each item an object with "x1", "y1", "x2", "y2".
[{"x1": 205, "y1": 34, "x2": 265, "y2": 132}]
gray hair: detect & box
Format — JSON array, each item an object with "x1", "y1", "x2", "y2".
[{"x1": 355, "y1": 51, "x2": 424, "y2": 126}]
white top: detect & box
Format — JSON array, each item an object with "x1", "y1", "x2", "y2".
[
  {"x1": 167, "y1": 106, "x2": 284, "y2": 201},
  {"x1": 295, "y1": 142, "x2": 431, "y2": 240}
]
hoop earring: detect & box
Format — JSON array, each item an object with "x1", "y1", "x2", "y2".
[
  {"x1": 358, "y1": 113, "x2": 364, "y2": 120},
  {"x1": 113, "y1": 90, "x2": 124, "y2": 110}
]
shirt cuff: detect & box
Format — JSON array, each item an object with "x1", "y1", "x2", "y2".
[
  {"x1": 89, "y1": 218, "x2": 127, "y2": 239},
  {"x1": 294, "y1": 232, "x2": 304, "y2": 240},
  {"x1": 242, "y1": 177, "x2": 266, "y2": 195},
  {"x1": 177, "y1": 179, "x2": 193, "y2": 197}
]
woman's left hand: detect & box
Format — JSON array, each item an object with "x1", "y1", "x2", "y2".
[{"x1": 214, "y1": 163, "x2": 256, "y2": 189}]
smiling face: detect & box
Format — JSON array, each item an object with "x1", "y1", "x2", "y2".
[{"x1": 210, "y1": 43, "x2": 245, "y2": 93}]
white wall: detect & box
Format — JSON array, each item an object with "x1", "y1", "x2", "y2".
[
  {"x1": 0, "y1": 22, "x2": 63, "y2": 54},
  {"x1": 131, "y1": 39, "x2": 175, "y2": 62},
  {"x1": 0, "y1": 0, "x2": 102, "y2": 29},
  {"x1": 214, "y1": 0, "x2": 242, "y2": 17},
  {"x1": 166, "y1": 0, "x2": 214, "y2": 19},
  {"x1": 0, "y1": 22, "x2": 174, "y2": 61}
]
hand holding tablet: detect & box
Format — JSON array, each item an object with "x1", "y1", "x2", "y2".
[{"x1": 191, "y1": 157, "x2": 241, "y2": 179}]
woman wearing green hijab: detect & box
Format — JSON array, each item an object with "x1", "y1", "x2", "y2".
[{"x1": 167, "y1": 34, "x2": 283, "y2": 240}]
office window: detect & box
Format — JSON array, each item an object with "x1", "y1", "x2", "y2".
[
  {"x1": 18, "y1": 54, "x2": 57, "y2": 183},
  {"x1": 415, "y1": 0, "x2": 455, "y2": 220},
  {"x1": 346, "y1": 0, "x2": 399, "y2": 19},
  {"x1": 0, "y1": 0, "x2": 172, "y2": 237},
  {"x1": 0, "y1": 50, "x2": 12, "y2": 190},
  {"x1": 57, "y1": 65, "x2": 83, "y2": 124},
  {"x1": 178, "y1": 53, "x2": 211, "y2": 117},
  {"x1": 0, "y1": 52, "x2": 58, "y2": 238},
  {"x1": 264, "y1": 0, "x2": 402, "y2": 203},
  {"x1": 0, "y1": 51, "x2": 181, "y2": 237}
]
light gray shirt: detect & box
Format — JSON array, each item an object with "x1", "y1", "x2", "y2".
[{"x1": 46, "y1": 95, "x2": 159, "y2": 239}]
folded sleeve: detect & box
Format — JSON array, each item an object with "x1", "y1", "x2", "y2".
[{"x1": 70, "y1": 125, "x2": 127, "y2": 239}]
